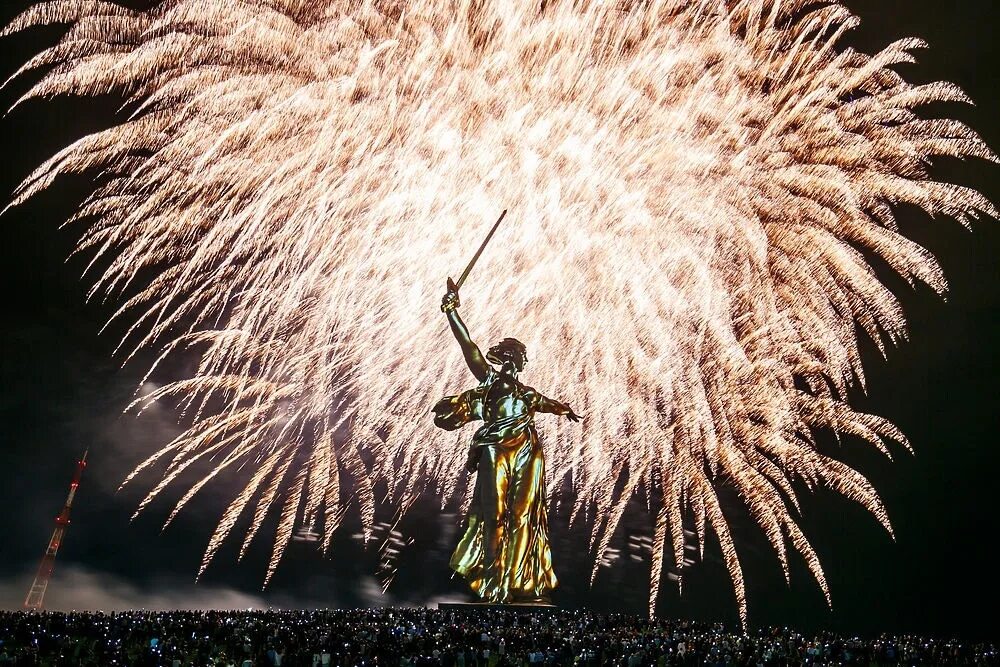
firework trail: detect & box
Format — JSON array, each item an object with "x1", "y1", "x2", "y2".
[{"x1": 3, "y1": 0, "x2": 994, "y2": 622}]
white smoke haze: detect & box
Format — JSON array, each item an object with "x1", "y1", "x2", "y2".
[
  {"x1": 95, "y1": 380, "x2": 186, "y2": 496},
  {"x1": 1, "y1": 565, "x2": 268, "y2": 611},
  {"x1": 0, "y1": 566, "x2": 469, "y2": 612}
]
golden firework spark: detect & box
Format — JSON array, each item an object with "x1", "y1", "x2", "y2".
[{"x1": 4, "y1": 0, "x2": 994, "y2": 623}]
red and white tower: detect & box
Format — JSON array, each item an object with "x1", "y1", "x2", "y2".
[{"x1": 23, "y1": 449, "x2": 88, "y2": 610}]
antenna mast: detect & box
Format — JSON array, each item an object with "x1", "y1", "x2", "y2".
[{"x1": 23, "y1": 449, "x2": 89, "y2": 610}]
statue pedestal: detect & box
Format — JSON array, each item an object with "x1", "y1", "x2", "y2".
[{"x1": 436, "y1": 601, "x2": 558, "y2": 612}]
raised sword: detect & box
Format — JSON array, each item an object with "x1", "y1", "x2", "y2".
[{"x1": 447, "y1": 208, "x2": 507, "y2": 294}]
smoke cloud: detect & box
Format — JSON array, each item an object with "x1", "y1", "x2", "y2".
[{"x1": 2, "y1": 565, "x2": 269, "y2": 611}]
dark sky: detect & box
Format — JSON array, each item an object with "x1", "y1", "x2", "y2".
[{"x1": 1, "y1": 0, "x2": 998, "y2": 642}]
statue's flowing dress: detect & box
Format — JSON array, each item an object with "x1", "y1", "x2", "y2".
[{"x1": 433, "y1": 368, "x2": 558, "y2": 601}]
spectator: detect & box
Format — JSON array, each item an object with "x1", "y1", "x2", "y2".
[{"x1": 0, "y1": 608, "x2": 995, "y2": 666}]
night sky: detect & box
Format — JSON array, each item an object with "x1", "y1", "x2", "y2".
[{"x1": 1, "y1": 0, "x2": 998, "y2": 642}]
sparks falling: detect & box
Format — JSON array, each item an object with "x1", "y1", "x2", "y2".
[{"x1": 3, "y1": 0, "x2": 994, "y2": 623}]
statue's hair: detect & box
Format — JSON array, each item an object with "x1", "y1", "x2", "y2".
[{"x1": 487, "y1": 337, "x2": 528, "y2": 370}]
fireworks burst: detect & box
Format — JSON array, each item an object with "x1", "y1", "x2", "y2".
[{"x1": 3, "y1": 0, "x2": 994, "y2": 622}]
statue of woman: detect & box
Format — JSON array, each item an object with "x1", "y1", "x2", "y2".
[{"x1": 433, "y1": 281, "x2": 581, "y2": 603}]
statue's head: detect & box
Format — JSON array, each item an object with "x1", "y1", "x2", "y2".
[{"x1": 486, "y1": 337, "x2": 527, "y2": 372}]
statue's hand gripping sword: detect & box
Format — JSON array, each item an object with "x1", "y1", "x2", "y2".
[{"x1": 446, "y1": 209, "x2": 507, "y2": 305}]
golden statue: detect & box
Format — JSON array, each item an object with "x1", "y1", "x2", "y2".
[{"x1": 433, "y1": 278, "x2": 580, "y2": 604}]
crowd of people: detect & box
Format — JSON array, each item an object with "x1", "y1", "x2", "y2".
[{"x1": 0, "y1": 608, "x2": 995, "y2": 666}]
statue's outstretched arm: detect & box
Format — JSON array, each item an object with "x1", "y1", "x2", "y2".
[
  {"x1": 534, "y1": 392, "x2": 582, "y2": 422},
  {"x1": 441, "y1": 287, "x2": 490, "y2": 382}
]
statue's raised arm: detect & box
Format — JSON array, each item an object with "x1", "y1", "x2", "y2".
[{"x1": 441, "y1": 279, "x2": 490, "y2": 382}]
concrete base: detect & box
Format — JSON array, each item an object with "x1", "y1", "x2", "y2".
[{"x1": 436, "y1": 601, "x2": 558, "y2": 612}]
